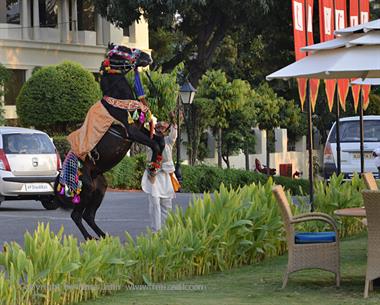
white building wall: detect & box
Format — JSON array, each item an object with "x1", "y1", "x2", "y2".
[
  {"x1": 203, "y1": 128, "x2": 310, "y2": 177},
  {"x1": 0, "y1": 0, "x2": 150, "y2": 120}
]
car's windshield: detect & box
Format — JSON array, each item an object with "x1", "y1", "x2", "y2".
[
  {"x1": 328, "y1": 120, "x2": 380, "y2": 143},
  {"x1": 3, "y1": 133, "x2": 55, "y2": 154}
]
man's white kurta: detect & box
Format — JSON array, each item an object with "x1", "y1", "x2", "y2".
[{"x1": 141, "y1": 125, "x2": 177, "y2": 198}]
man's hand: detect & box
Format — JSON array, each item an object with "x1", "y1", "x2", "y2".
[{"x1": 169, "y1": 111, "x2": 176, "y2": 123}]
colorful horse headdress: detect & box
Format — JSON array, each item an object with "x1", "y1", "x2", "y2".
[{"x1": 100, "y1": 43, "x2": 150, "y2": 75}]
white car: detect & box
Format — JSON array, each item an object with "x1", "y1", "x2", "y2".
[
  {"x1": 0, "y1": 127, "x2": 61, "y2": 209},
  {"x1": 323, "y1": 115, "x2": 380, "y2": 179}
]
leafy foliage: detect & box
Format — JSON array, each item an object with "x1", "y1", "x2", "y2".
[
  {"x1": 105, "y1": 154, "x2": 146, "y2": 190},
  {"x1": 0, "y1": 64, "x2": 10, "y2": 125},
  {"x1": 0, "y1": 175, "x2": 366, "y2": 304},
  {"x1": 140, "y1": 66, "x2": 180, "y2": 122},
  {"x1": 16, "y1": 61, "x2": 102, "y2": 134},
  {"x1": 94, "y1": 0, "x2": 273, "y2": 86},
  {"x1": 195, "y1": 70, "x2": 251, "y2": 166}
]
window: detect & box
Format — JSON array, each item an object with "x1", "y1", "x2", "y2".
[
  {"x1": 4, "y1": 70, "x2": 25, "y2": 106},
  {"x1": 3, "y1": 133, "x2": 55, "y2": 154},
  {"x1": 39, "y1": 0, "x2": 58, "y2": 28},
  {"x1": 0, "y1": 0, "x2": 20, "y2": 24},
  {"x1": 329, "y1": 120, "x2": 380, "y2": 143},
  {"x1": 77, "y1": 0, "x2": 95, "y2": 31}
]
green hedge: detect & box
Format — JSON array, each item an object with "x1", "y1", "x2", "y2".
[
  {"x1": 53, "y1": 135, "x2": 71, "y2": 161},
  {"x1": 104, "y1": 156, "x2": 309, "y2": 195},
  {"x1": 180, "y1": 165, "x2": 309, "y2": 195},
  {"x1": 104, "y1": 154, "x2": 146, "y2": 190}
]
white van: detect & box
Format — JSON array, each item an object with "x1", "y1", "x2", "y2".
[{"x1": 323, "y1": 116, "x2": 380, "y2": 179}]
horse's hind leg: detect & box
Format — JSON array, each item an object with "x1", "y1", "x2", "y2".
[
  {"x1": 83, "y1": 175, "x2": 107, "y2": 238},
  {"x1": 71, "y1": 205, "x2": 94, "y2": 240}
]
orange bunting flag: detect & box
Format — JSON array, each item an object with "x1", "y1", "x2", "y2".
[
  {"x1": 362, "y1": 85, "x2": 371, "y2": 111},
  {"x1": 351, "y1": 80, "x2": 361, "y2": 112},
  {"x1": 310, "y1": 79, "x2": 320, "y2": 112},
  {"x1": 337, "y1": 79, "x2": 349, "y2": 111}
]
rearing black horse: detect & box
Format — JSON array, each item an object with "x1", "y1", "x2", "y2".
[{"x1": 55, "y1": 44, "x2": 164, "y2": 240}]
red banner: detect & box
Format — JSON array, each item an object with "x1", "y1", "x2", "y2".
[
  {"x1": 292, "y1": 0, "x2": 308, "y2": 110},
  {"x1": 335, "y1": 0, "x2": 349, "y2": 111},
  {"x1": 360, "y1": 0, "x2": 371, "y2": 109},
  {"x1": 360, "y1": 0, "x2": 370, "y2": 23},
  {"x1": 319, "y1": 0, "x2": 336, "y2": 112},
  {"x1": 306, "y1": 0, "x2": 320, "y2": 112},
  {"x1": 350, "y1": 0, "x2": 359, "y2": 26}
]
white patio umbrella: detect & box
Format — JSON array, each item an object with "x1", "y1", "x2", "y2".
[
  {"x1": 266, "y1": 44, "x2": 380, "y2": 80},
  {"x1": 266, "y1": 19, "x2": 380, "y2": 208},
  {"x1": 351, "y1": 78, "x2": 380, "y2": 85}
]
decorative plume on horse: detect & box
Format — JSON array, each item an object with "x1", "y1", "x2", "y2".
[{"x1": 55, "y1": 44, "x2": 165, "y2": 240}]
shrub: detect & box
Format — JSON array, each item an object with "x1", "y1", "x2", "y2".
[
  {"x1": 16, "y1": 61, "x2": 102, "y2": 134},
  {"x1": 104, "y1": 158, "x2": 309, "y2": 195},
  {"x1": 180, "y1": 164, "x2": 309, "y2": 195},
  {"x1": 52, "y1": 135, "x2": 71, "y2": 160},
  {"x1": 104, "y1": 154, "x2": 146, "y2": 190},
  {"x1": 0, "y1": 64, "x2": 10, "y2": 125}
]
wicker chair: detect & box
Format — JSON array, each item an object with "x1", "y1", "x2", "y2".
[
  {"x1": 362, "y1": 172, "x2": 378, "y2": 191},
  {"x1": 362, "y1": 190, "x2": 380, "y2": 298},
  {"x1": 361, "y1": 172, "x2": 378, "y2": 227},
  {"x1": 272, "y1": 185, "x2": 340, "y2": 288}
]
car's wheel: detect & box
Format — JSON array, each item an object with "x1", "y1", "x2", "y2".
[{"x1": 40, "y1": 198, "x2": 59, "y2": 210}]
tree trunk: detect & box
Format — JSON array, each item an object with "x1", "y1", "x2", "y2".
[
  {"x1": 217, "y1": 127, "x2": 222, "y2": 168},
  {"x1": 244, "y1": 144, "x2": 250, "y2": 171},
  {"x1": 266, "y1": 130, "x2": 270, "y2": 175}
]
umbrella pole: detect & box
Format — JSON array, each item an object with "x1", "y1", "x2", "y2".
[
  {"x1": 359, "y1": 92, "x2": 365, "y2": 173},
  {"x1": 306, "y1": 81, "x2": 314, "y2": 211},
  {"x1": 335, "y1": 89, "x2": 341, "y2": 174}
]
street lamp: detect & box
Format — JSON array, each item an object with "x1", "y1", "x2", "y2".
[{"x1": 175, "y1": 80, "x2": 196, "y2": 188}]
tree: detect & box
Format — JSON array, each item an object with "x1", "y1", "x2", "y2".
[
  {"x1": 126, "y1": 66, "x2": 180, "y2": 122},
  {"x1": 254, "y1": 83, "x2": 283, "y2": 175},
  {"x1": 16, "y1": 61, "x2": 102, "y2": 134},
  {"x1": 221, "y1": 81, "x2": 257, "y2": 169},
  {"x1": 94, "y1": 0, "x2": 272, "y2": 86},
  {"x1": 195, "y1": 70, "x2": 245, "y2": 167},
  {"x1": 0, "y1": 64, "x2": 10, "y2": 125},
  {"x1": 222, "y1": 97, "x2": 257, "y2": 169},
  {"x1": 185, "y1": 96, "x2": 215, "y2": 165},
  {"x1": 126, "y1": 66, "x2": 180, "y2": 155}
]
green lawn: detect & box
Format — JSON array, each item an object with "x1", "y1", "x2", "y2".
[{"x1": 79, "y1": 233, "x2": 380, "y2": 305}]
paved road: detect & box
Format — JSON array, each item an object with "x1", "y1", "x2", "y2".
[{"x1": 0, "y1": 191, "x2": 199, "y2": 246}]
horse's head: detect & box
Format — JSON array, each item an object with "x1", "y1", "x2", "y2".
[{"x1": 105, "y1": 43, "x2": 152, "y2": 71}]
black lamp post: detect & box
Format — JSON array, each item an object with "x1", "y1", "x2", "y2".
[{"x1": 175, "y1": 80, "x2": 196, "y2": 187}]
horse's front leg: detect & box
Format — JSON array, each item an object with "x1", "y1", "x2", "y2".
[{"x1": 71, "y1": 205, "x2": 94, "y2": 240}]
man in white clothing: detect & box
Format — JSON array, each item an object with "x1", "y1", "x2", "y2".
[{"x1": 141, "y1": 117, "x2": 178, "y2": 232}]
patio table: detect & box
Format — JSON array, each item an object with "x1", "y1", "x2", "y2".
[{"x1": 334, "y1": 207, "x2": 366, "y2": 217}]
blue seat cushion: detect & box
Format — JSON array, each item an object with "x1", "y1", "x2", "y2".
[{"x1": 295, "y1": 232, "x2": 336, "y2": 244}]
